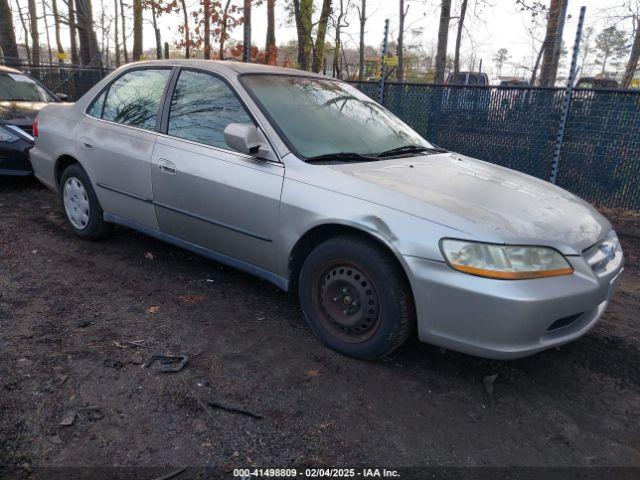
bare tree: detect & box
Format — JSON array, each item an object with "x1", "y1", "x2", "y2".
[
  {"x1": 203, "y1": 0, "x2": 211, "y2": 59},
  {"x1": 332, "y1": 0, "x2": 351, "y2": 78},
  {"x1": 312, "y1": 0, "x2": 333, "y2": 73},
  {"x1": 0, "y1": 0, "x2": 20, "y2": 65},
  {"x1": 357, "y1": 0, "x2": 366, "y2": 79},
  {"x1": 292, "y1": 0, "x2": 313, "y2": 70},
  {"x1": 28, "y1": 0, "x2": 41, "y2": 65},
  {"x1": 621, "y1": 1, "x2": 640, "y2": 88},
  {"x1": 120, "y1": 0, "x2": 129, "y2": 62},
  {"x1": 114, "y1": 0, "x2": 120, "y2": 65},
  {"x1": 453, "y1": 0, "x2": 468, "y2": 77},
  {"x1": 435, "y1": 0, "x2": 452, "y2": 83},
  {"x1": 538, "y1": 0, "x2": 568, "y2": 87},
  {"x1": 75, "y1": 0, "x2": 101, "y2": 66},
  {"x1": 179, "y1": 0, "x2": 189, "y2": 58},
  {"x1": 132, "y1": 0, "x2": 142, "y2": 61},
  {"x1": 67, "y1": 0, "x2": 79, "y2": 63},
  {"x1": 41, "y1": 0, "x2": 53, "y2": 62},
  {"x1": 265, "y1": 0, "x2": 276, "y2": 64},
  {"x1": 396, "y1": 0, "x2": 409, "y2": 81},
  {"x1": 51, "y1": 0, "x2": 65, "y2": 64}
]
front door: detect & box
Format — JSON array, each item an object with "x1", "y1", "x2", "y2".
[
  {"x1": 151, "y1": 69, "x2": 284, "y2": 273},
  {"x1": 81, "y1": 67, "x2": 173, "y2": 229}
]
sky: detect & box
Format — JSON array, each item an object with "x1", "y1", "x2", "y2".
[{"x1": 11, "y1": 0, "x2": 637, "y2": 79}]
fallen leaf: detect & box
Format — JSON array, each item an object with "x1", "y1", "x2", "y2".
[
  {"x1": 305, "y1": 369, "x2": 321, "y2": 378},
  {"x1": 146, "y1": 306, "x2": 160, "y2": 314},
  {"x1": 144, "y1": 252, "x2": 154, "y2": 260},
  {"x1": 59, "y1": 410, "x2": 76, "y2": 426},
  {"x1": 178, "y1": 295, "x2": 205, "y2": 304}
]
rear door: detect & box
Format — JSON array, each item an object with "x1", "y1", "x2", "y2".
[
  {"x1": 81, "y1": 67, "x2": 173, "y2": 229},
  {"x1": 151, "y1": 68, "x2": 284, "y2": 273}
]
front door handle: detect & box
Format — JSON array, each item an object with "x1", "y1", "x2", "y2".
[{"x1": 158, "y1": 158, "x2": 176, "y2": 175}]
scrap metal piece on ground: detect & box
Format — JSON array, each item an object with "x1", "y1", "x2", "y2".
[
  {"x1": 59, "y1": 410, "x2": 77, "y2": 426},
  {"x1": 143, "y1": 354, "x2": 188, "y2": 372},
  {"x1": 77, "y1": 406, "x2": 104, "y2": 421},
  {"x1": 483, "y1": 374, "x2": 499, "y2": 394},
  {"x1": 207, "y1": 401, "x2": 263, "y2": 420}
]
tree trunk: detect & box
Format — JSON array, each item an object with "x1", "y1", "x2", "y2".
[
  {"x1": 622, "y1": 18, "x2": 640, "y2": 89},
  {"x1": 453, "y1": 0, "x2": 468, "y2": 77},
  {"x1": 28, "y1": 0, "x2": 40, "y2": 65},
  {"x1": 120, "y1": 0, "x2": 129, "y2": 62},
  {"x1": 311, "y1": 0, "x2": 332, "y2": 73},
  {"x1": 293, "y1": 0, "x2": 313, "y2": 70},
  {"x1": 42, "y1": 0, "x2": 53, "y2": 63},
  {"x1": 67, "y1": 0, "x2": 78, "y2": 64},
  {"x1": 203, "y1": 0, "x2": 211, "y2": 59},
  {"x1": 242, "y1": 0, "x2": 251, "y2": 62},
  {"x1": 74, "y1": 0, "x2": 101, "y2": 66},
  {"x1": 180, "y1": 0, "x2": 189, "y2": 58},
  {"x1": 358, "y1": 0, "x2": 366, "y2": 80},
  {"x1": 51, "y1": 0, "x2": 65, "y2": 65},
  {"x1": 435, "y1": 0, "x2": 452, "y2": 83},
  {"x1": 265, "y1": 0, "x2": 276, "y2": 64},
  {"x1": 17, "y1": 1, "x2": 32, "y2": 63},
  {"x1": 539, "y1": 0, "x2": 567, "y2": 87},
  {"x1": 530, "y1": 42, "x2": 544, "y2": 85},
  {"x1": 333, "y1": 23, "x2": 341, "y2": 78},
  {"x1": 0, "y1": 0, "x2": 20, "y2": 65},
  {"x1": 151, "y1": 5, "x2": 162, "y2": 59},
  {"x1": 132, "y1": 0, "x2": 142, "y2": 61},
  {"x1": 397, "y1": 0, "x2": 407, "y2": 81},
  {"x1": 219, "y1": 0, "x2": 231, "y2": 60},
  {"x1": 114, "y1": 0, "x2": 120, "y2": 66}
]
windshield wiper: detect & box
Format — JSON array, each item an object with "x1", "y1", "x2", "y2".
[
  {"x1": 375, "y1": 144, "x2": 448, "y2": 158},
  {"x1": 305, "y1": 152, "x2": 379, "y2": 163}
]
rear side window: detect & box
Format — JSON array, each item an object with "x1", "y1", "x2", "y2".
[
  {"x1": 167, "y1": 70, "x2": 254, "y2": 149},
  {"x1": 93, "y1": 69, "x2": 171, "y2": 130}
]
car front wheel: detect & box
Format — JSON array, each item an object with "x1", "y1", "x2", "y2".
[
  {"x1": 59, "y1": 163, "x2": 111, "y2": 239},
  {"x1": 299, "y1": 235, "x2": 415, "y2": 360}
]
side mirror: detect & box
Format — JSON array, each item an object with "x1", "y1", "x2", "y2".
[
  {"x1": 224, "y1": 123, "x2": 277, "y2": 162},
  {"x1": 56, "y1": 93, "x2": 69, "y2": 102}
]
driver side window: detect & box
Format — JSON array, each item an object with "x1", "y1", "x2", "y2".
[{"x1": 167, "y1": 70, "x2": 254, "y2": 149}]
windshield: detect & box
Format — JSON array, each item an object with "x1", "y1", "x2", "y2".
[
  {"x1": 241, "y1": 74, "x2": 432, "y2": 159},
  {"x1": 0, "y1": 73, "x2": 56, "y2": 102}
]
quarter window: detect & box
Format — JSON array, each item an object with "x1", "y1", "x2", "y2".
[
  {"x1": 168, "y1": 70, "x2": 254, "y2": 149},
  {"x1": 98, "y1": 69, "x2": 171, "y2": 130}
]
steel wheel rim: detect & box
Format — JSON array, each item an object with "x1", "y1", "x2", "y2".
[
  {"x1": 63, "y1": 177, "x2": 90, "y2": 230},
  {"x1": 313, "y1": 261, "x2": 382, "y2": 343}
]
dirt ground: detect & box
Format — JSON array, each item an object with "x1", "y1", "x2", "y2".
[{"x1": 1, "y1": 178, "x2": 640, "y2": 479}]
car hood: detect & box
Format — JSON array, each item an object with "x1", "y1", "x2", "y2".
[
  {"x1": 0, "y1": 101, "x2": 49, "y2": 126},
  {"x1": 329, "y1": 153, "x2": 610, "y2": 254}
]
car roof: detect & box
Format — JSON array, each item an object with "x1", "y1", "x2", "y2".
[
  {"x1": 0, "y1": 65, "x2": 22, "y2": 74},
  {"x1": 119, "y1": 59, "x2": 328, "y2": 79}
]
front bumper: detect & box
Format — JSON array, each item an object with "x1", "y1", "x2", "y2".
[
  {"x1": 405, "y1": 244, "x2": 624, "y2": 359},
  {"x1": 0, "y1": 138, "x2": 33, "y2": 176}
]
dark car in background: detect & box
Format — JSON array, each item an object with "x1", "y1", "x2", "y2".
[
  {"x1": 0, "y1": 65, "x2": 63, "y2": 176},
  {"x1": 575, "y1": 77, "x2": 619, "y2": 90}
]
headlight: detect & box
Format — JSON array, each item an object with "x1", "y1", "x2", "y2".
[
  {"x1": 440, "y1": 239, "x2": 573, "y2": 280},
  {"x1": 0, "y1": 125, "x2": 19, "y2": 143}
]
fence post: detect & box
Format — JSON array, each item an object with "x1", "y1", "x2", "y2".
[
  {"x1": 378, "y1": 19, "x2": 390, "y2": 105},
  {"x1": 550, "y1": 6, "x2": 586, "y2": 185}
]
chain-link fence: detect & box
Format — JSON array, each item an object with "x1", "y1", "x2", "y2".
[
  {"x1": 350, "y1": 81, "x2": 640, "y2": 211},
  {"x1": 8, "y1": 62, "x2": 111, "y2": 101},
  {"x1": 6, "y1": 61, "x2": 638, "y2": 210}
]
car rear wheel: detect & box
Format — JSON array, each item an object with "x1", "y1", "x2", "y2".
[
  {"x1": 59, "y1": 164, "x2": 111, "y2": 239},
  {"x1": 299, "y1": 235, "x2": 415, "y2": 360}
]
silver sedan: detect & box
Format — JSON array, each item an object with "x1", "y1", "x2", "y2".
[{"x1": 29, "y1": 60, "x2": 624, "y2": 360}]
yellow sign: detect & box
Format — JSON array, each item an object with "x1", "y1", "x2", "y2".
[
  {"x1": 56, "y1": 52, "x2": 68, "y2": 60},
  {"x1": 631, "y1": 78, "x2": 640, "y2": 89},
  {"x1": 382, "y1": 56, "x2": 398, "y2": 67}
]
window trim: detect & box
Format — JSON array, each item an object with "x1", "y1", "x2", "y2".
[
  {"x1": 84, "y1": 65, "x2": 176, "y2": 132},
  {"x1": 161, "y1": 66, "x2": 282, "y2": 163}
]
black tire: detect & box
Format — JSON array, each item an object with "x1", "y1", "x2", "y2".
[
  {"x1": 299, "y1": 235, "x2": 415, "y2": 360},
  {"x1": 59, "y1": 163, "x2": 112, "y2": 240}
]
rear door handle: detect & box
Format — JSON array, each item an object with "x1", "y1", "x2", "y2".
[
  {"x1": 79, "y1": 136, "x2": 92, "y2": 149},
  {"x1": 158, "y1": 158, "x2": 176, "y2": 175}
]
